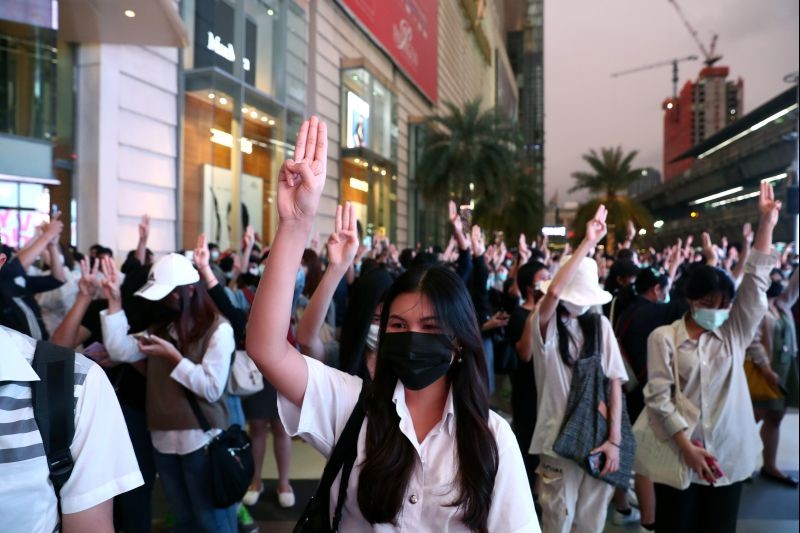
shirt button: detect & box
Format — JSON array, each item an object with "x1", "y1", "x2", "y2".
[{"x1": 409, "y1": 494, "x2": 419, "y2": 504}]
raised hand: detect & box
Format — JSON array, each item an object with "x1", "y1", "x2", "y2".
[
  {"x1": 277, "y1": 116, "x2": 328, "y2": 226},
  {"x1": 194, "y1": 234, "x2": 211, "y2": 271},
  {"x1": 327, "y1": 202, "x2": 359, "y2": 269},
  {"x1": 43, "y1": 210, "x2": 64, "y2": 242},
  {"x1": 585, "y1": 205, "x2": 608, "y2": 245},
  {"x1": 701, "y1": 232, "x2": 719, "y2": 267},
  {"x1": 77, "y1": 258, "x2": 102, "y2": 299},
  {"x1": 448, "y1": 200, "x2": 463, "y2": 234},
  {"x1": 759, "y1": 181, "x2": 782, "y2": 227},
  {"x1": 99, "y1": 256, "x2": 122, "y2": 307},
  {"x1": 471, "y1": 225, "x2": 486, "y2": 257},
  {"x1": 742, "y1": 222, "x2": 753, "y2": 245},
  {"x1": 243, "y1": 225, "x2": 255, "y2": 250},
  {"x1": 139, "y1": 215, "x2": 150, "y2": 242}
]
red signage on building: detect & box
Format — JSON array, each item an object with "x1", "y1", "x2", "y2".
[{"x1": 338, "y1": 0, "x2": 438, "y2": 102}]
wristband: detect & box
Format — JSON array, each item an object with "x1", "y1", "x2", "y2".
[{"x1": 609, "y1": 441, "x2": 620, "y2": 449}]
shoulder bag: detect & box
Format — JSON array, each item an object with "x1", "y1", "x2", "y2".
[
  {"x1": 552, "y1": 315, "x2": 636, "y2": 488},
  {"x1": 632, "y1": 327, "x2": 699, "y2": 490},
  {"x1": 227, "y1": 350, "x2": 265, "y2": 397},
  {"x1": 183, "y1": 388, "x2": 255, "y2": 507}
]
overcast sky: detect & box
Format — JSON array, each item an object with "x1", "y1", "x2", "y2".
[{"x1": 544, "y1": 0, "x2": 800, "y2": 204}]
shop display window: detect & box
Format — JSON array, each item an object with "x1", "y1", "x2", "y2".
[
  {"x1": 341, "y1": 67, "x2": 396, "y2": 160},
  {"x1": 182, "y1": 88, "x2": 284, "y2": 249},
  {"x1": 0, "y1": 19, "x2": 57, "y2": 140},
  {"x1": 0, "y1": 181, "x2": 50, "y2": 248}
]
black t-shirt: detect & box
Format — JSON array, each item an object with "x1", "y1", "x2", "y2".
[
  {"x1": 616, "y1": 296, "x2": 688, "y2": 382},
  {"x1": 507, "y1": 306, "x2": 537, "y2": 454}
]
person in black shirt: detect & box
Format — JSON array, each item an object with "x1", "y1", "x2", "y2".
[
  {"x1": 614, "y1": 266, "x2": 688, "y2": 531},
  {"x1": 507, "y1": 260, "x2": 550, "y2": 496}
]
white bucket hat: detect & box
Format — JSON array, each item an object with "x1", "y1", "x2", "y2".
[
  {"x1": 134, "y1": 253, "x2": 199, "y2": 301},
  {"x1": 540, "y1": 255, "x2": 612, "y2": 306}
]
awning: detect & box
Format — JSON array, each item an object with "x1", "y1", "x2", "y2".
[{"x1": 59, "y1": 0, "x2": 188, "y2": 47}]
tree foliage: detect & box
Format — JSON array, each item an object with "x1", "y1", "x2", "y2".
[
  {"x1": 415, "y1": 99, "x2": 539, "y2": 238},
  {"x1": 570, "y1": 146, "x2": 652, "y2": 246}
]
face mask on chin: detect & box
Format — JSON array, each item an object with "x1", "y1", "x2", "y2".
[
  {"x1": 562, "y1": 300, "x2": 590, "y2": 317},
  {"x1": 380, "y1": 332, "x2": 454, "y2": 390}
]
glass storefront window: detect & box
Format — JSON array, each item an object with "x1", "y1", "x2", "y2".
[
  {"x1": 341, "y1": 67, "x2": 396, "y2": 160},
  {"x1": 0, "y1": 19, "x2": 57, "y2": 140},
  {"x1": 185, "y1": 0, "x2": 284, "y2": 96},
  {"x1": 182, "y1": 85, "x2": 286, "y2": 249},
  {"x1": 340, "y1": 154, "x2": 397, "y2": 243},
  {"x1": 0, "y1": 181, "x2": 50, "y2": 248}
]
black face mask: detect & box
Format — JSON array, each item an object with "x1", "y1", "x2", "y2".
[
  {"x1": 380, "y1": 332, "x2": 454, "y2": 390},
  {"x1": 767, "y1": 280, "x2": 785, "y2": 299}
]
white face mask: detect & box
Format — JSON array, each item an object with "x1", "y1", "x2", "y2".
[
  {"x1": 562, "y1": 300, "x2": 590, "y2": 317},
  {"x1": 365, "y1": 323, "x2": 380, "y2": 351}
]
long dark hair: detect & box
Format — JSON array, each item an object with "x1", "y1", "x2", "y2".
[
  {"x1": 555, "y1": 304, "x2": 600, "y2": 367},
  {"x1": 357, "y1": 266, "x2": 498, "y2": 532},
  {"x1": 338, "y1": 267, "x2": 393, "y2": 378},
  {"x1": 163, "y1": 281, "x2": 219, "y2": 352}
]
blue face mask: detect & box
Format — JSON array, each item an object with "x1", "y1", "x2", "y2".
[
  {"x1": 497, "y1": 272, "x2": 508, "y2": 283},
  {"x1": 692, "y1": 307, "x2": 730, "y2": 330}
]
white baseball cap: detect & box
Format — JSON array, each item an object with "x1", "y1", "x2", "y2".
[
  {"x1": 540, "y1": 255, "x2": 612, "y2": 307},
  {"x1": 134, "y1": 253, "x2": 200, "y2": 301}
]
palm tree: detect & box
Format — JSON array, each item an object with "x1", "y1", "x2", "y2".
[
  {"x1": 415, "y1": 98, "x2": 520, "y2": 205},
  {"x1": 473, "y1": 169, "x2": 541, "y2": 240},
  {"x1": 569, "y1": 146, "x2": 652, "y2": 249}
]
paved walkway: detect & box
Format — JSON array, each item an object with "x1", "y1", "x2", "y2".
[{"x1": 153, "y1": 411, "x2": 800, "y2": 532}]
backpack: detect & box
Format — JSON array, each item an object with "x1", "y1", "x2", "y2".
[{"x1": 31, "y1": 341, "x2": 76, "y2": 506}]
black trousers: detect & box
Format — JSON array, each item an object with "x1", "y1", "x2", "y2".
[{"x1": 654, "y1": 481, "x2": 743, "y2": 533}]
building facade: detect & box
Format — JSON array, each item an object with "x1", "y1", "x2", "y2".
[
  {"x1": 662, "y1": 66, "x2": 743, "y2": 182},
  {"x1": 0, "y1": 0, "x2": 525, "y2": 257}
]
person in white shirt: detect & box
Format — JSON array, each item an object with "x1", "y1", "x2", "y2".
[
  {"x1": 246, "y1": 116, "x2": 539, "y2": 532},
  {"x1": 642, "y1": 182, "x2": 782, "y2": 533},
  {"x1": 99, "y1": 253, "x2": 236, "y2": 533},
  {"x1": 525, "y1": 205, "x2": 629, "y2": 533},
  {"x1": 0, "y1": 250, "x2": 143, "y2": 533}
]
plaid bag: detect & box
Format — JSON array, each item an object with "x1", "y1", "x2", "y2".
[{"x1": 552, "y1": 314, "x2": 635, "y2": 488}]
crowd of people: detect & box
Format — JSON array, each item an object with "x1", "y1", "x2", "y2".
[{"x1": 0, "y1": 115, "x2": 797, "y2": 533}]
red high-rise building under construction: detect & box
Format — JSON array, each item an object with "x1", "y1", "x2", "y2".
[{"x1": 662, "y1": 66, "x2": 743, "y2": 181}]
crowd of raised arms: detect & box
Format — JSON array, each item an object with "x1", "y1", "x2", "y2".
[{"x1": 0, "y1": 116, "x2": 796, "y2": 533}]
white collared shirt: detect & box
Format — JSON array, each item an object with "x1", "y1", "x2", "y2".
[
  {"x1": 278, "y1": 356, "x2": 539, "y2": 532},
  {"x1": 0, "y1": 326, "x2": 143, "y2": 532},
  {"x1": 100, "y1": 310, "x2": 234, "y2": 455},
  {"x1": 644, "y1": 250, "x2": 776, "y2": 486},
  {"x1": 527, "y1": 310, "x2": 628, "y2": 457}
]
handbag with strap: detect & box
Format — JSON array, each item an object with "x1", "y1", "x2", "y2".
[
  {"x1": 227, "y1": 350, "x2": 265, "y2": 397},
  {"x1": 744, "y1": 359, "x2": 783, "y2": 402},
  {"x1": 552, "y1": 314, "x2": 636, "y2": 488},
  {"x1": 295, "y1": 383, "x2": 367, "y2": 532},
  {"x1": 632, "y1": 327, "x2": 699, "y2": 490},
  {"x1": 183, "y1": 388, "x2": 255, "y2": 508}
]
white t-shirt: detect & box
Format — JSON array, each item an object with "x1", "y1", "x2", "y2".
[
  {"x1": 278, "y1": 356, "x2": 540, "y2": 533},
  {"x1": 0, "y1": 326, "x2": 144, "y2": 532},
  {"x1": 528, "y1": 310, "x2": 628, "y2": 457}
]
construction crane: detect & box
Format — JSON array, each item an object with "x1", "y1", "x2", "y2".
[
  {"x1": 667, "y1": 0, "x2": 723, "y2": 67},
  {"x1": 611, "y1": 55, "x2": 698, "y2": 98}
]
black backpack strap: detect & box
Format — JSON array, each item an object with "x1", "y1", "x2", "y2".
[
  {"x1": 330, "y1": 384, "x2": 367, "y2": 530},
  {"x1": 32, "y1": 341, "x2": 76, "y2": 501},
  {"x1": 182, "y1": 386, "x2": 213, "y2": 432}
]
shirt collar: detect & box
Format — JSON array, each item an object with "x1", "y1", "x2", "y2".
[
  {"x1": 0, "y1": 326, "x2": 41, "y2": 382},
  {"x1": 392, "y1": 380, "x2": 457, "y2": 439}
]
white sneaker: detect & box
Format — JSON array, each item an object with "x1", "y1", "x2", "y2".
[
  {"x1": 611, "y1": 506, "x2": 641, "y2": 526},
  {"x1": 278, "y1": 488, "x2": 295, "y2": 508},
  {"x1": 242, "y1": 485, "x2": 263, "y2": 506}
]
